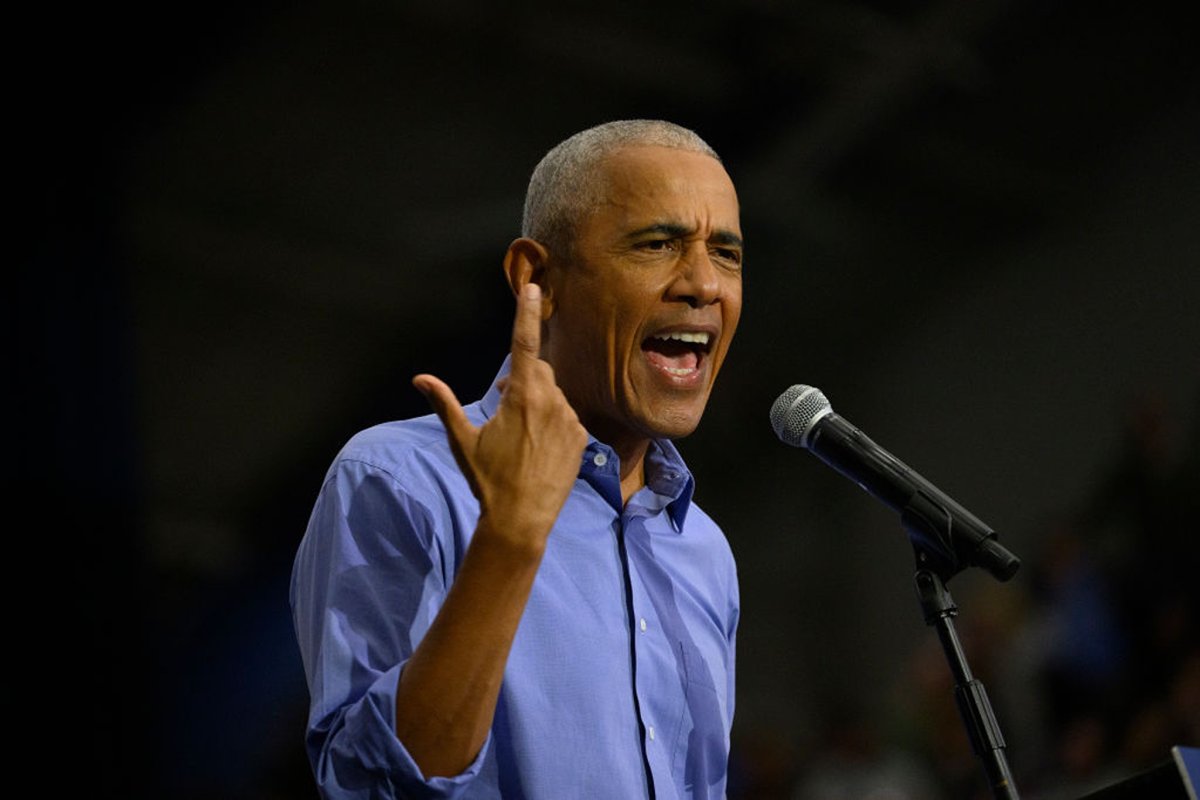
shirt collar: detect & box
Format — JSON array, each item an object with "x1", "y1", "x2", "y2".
[
  {"x1": 478, "y1": 355, "x2": 695, "y2": 532},
  {"x1": 641, "y1": 438, "x2": 695, "y2": 532}
]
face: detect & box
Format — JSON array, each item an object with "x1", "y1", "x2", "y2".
[{"x1": 542, "y1": 145, "x2": 743, "y2": 447}]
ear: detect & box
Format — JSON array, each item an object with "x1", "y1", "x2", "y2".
[{"x1": 502, "y1": 237, "x2": 555, "y2": 320}]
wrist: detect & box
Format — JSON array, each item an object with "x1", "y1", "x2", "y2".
[{"x1": 472, "y1": 512, "x2": 549, "y2": 564}]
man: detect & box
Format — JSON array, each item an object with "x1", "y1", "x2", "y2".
[{"x1": 290, "y1": 119, "x2": 744, "y2": 799}]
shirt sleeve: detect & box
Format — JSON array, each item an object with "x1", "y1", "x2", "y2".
[{"x1": 290, "y1": 456, "x2": 486, "y2": 799}]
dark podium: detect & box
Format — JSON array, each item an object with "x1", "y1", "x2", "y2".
[{"x1": 1078, "y1": 746, "x2": 1199, "y2": 799}]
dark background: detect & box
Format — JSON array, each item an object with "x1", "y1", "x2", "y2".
[{"x1": 16, "y1": 1, "x2": 1199, "y2": 798}]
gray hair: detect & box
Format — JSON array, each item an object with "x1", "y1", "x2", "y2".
[{"x1": 521, "y1": 119, "x2": 721, "y2": 254}]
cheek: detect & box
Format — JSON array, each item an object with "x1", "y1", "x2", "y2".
[
  {"x1": 716, "y1": 274, "x2": 742, "y2": 318},
  {"x1": 724, "y1": 287, "x2": 743, "y2": 336},
  {"x1": 710, "y1": 294, "x2": 742, "y2": 373},
  {"x1": 725, "y1": 277, "x2": 744, "y2": 314}
]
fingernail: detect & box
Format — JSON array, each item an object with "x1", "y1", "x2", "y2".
[{"x1": 523, "y1": 283, "x2": 541, "y2": 301}]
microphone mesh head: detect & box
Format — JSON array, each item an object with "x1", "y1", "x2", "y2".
[{"x1": 770, "y1": 384, "x2": 832, "y2": 448}]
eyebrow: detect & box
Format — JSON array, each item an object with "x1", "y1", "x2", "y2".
[{"x1": 627, "y1": 223, "x2": 744, "y2": 249}]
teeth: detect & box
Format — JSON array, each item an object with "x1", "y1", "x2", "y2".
[{"x1": 653, "y1": 331, "x2": 710, "y2": 346}]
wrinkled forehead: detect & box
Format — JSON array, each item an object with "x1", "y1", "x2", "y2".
[{"x1": 589, "y1": 145, "x2": 740, "y2": 230}]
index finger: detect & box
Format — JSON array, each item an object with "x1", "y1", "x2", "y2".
[{"x1": 509, "y1": 282, "x2": 543, "y2": 377}]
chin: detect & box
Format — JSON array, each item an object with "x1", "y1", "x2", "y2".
[{"x1": 641, "y1": 409, "x2": 705, "y2": 441}]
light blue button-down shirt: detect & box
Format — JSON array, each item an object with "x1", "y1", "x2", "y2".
[{"x1": 290, "y1": 358, "x2": 739, "y2": 799}]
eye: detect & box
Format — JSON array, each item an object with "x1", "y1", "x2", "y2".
[
  {"x1": 639, "y1": 239, "x2": 676, "y2": 251},
  {"x1": 711, "y1": 246, "x2": 743, "y2": 267}
]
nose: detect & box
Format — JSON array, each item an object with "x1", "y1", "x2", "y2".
[{"x1": 668, "y1": 244, "x2": 721, "y2": 308}]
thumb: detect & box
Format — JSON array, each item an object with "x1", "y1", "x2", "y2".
[{"x1": 412, "y1": 373, "x2": 478, "y2": 465}]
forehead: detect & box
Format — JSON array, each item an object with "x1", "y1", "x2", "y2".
[{"x1": 589, "y1": 145, "x2": 741, "y2": 234}]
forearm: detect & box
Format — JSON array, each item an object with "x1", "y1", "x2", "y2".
[
  {"x1": 398, "y1": 281, "x2": 586, "y2": 778},
  {"x1": 394, "y1": 515, "x2": 545, "y2": 778}
]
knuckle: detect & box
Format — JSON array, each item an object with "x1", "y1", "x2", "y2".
[{"x1": 512, "y1": 331, "x2": 538, "y2": 353}]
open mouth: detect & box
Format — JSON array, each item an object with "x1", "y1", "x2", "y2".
[{"x1": 641, "y1": 330, "x2": 713, "y2": 377}]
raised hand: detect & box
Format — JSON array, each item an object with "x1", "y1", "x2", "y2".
[
  {"x1": 412, "y1": 282, "x2": 588, "y2": 551},
  {"x1": 396, "y1": 283, "x2": 588, "y2": 775}
]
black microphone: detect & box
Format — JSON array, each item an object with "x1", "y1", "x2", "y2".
[{"x1": 770, "y1": 384, "x2": 1020, "y2": 582}]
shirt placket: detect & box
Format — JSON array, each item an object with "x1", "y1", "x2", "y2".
[
  {"x1": 581, "y1": 442, "x2": 687, "y2": 799},
  {"x1": 623, "y1": 518, "x2": 673, "y2": 797}
]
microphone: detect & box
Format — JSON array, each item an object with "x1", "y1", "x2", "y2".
[{"x1": 770, "y1": 384, "x2": 1020, "y2": 582}]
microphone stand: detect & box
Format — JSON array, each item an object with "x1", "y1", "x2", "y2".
[
  {"x1": 907, "y1": 517, "x2": 1021, "y2": 800},
  {"x1": 914, "y1": 553, "x2": 1019, "y2": 798}
]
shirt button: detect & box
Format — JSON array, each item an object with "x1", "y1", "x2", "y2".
[
  {"x1": 648, "y1": 726, "x2": 656, "y2": 741},
  {"x1": 639, "y1": 618, "x2": 647, "y2": 632},
  {"x1": 593, "y1": 452, "x2": 608, "y2": 467}
]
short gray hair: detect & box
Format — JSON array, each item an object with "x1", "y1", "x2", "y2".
[{"x1": 521, "y1": 120, "x2": 721, "y2": 254}]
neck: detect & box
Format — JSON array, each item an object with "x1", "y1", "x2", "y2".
[
  {"x1": 587, "y1": 424, "x2": 651, "y2": 506},
  {"x1": 616, "y1": 439, "x2": 650, "y2": 506}
]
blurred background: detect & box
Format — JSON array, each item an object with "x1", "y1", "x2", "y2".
[{"x1": 16, "y1": 1, "x2": 1198, "y2": 798}]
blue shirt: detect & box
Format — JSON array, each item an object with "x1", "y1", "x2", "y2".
[{"x1": 290, "y1": 358, "x2": 739, "y2": 799}]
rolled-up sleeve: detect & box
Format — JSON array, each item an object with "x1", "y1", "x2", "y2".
[{"x1": 290, "y1": 456, "x2": 484, "y2": 799}]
